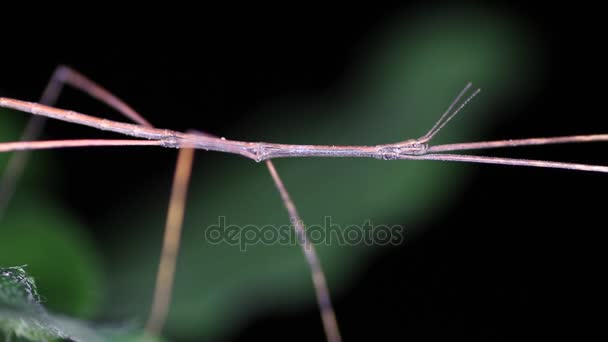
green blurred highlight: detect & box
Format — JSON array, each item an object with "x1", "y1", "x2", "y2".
[{"x1": 0, "y1": 198, "x2": 104, "y2": 318}]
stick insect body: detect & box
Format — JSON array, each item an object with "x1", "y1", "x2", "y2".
[
  {"x1": 1, "y1": 66, "x2": 607, "y2": 342},
  {"x1": 1, "y1": 86, "x2": 607, "y2": 172}
]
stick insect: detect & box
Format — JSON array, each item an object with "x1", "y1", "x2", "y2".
[{"x1": 0, "y1": 66, "x2": 607, "y2": 341}]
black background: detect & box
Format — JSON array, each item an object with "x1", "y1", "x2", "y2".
[{"x1": 0, "y1": 2, "x2": 606, "y2": 341}]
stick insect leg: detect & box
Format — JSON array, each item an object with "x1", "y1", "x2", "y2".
[
  {"x1": 0, "y1": 65, "x2": 190, "y2": 336},
  {"x1": 0, "y1": 66, "x2": 151, "y2": 221},
  {"x1": 2, "y1": 66, "x2": 343, "y2": 340},
  {"x1": 145, "y1": 146, "x2": 195, "y2": 335},
  {"x1": 0, "y1": 66, "x2": 68, "y2": 221},
  {"x1": 266, "y1": 160, "x2": 342, "y2": 342}
]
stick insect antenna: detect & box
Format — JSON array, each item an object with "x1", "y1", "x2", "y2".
[{"x1": 418, "y1": 82, "x2": 481, "y2": 143}]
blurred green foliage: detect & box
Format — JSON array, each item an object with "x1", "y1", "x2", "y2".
[
  {"x1": 0, "y1": 7, "x2": 538, "y2": 342},
  {"x1": 0, "y1": 198, "x2": 103, "y2": 318}
]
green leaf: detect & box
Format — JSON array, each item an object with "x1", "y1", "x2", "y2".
[
  {"x1": 0, "y1": 266, "x2": 164, "y2": 342},
  {"x1": 0, "y1": 265, "x2": 96, "y2": 341},
  {"x1": 0, "y1": 266, "x2": 43, "y2": 313}
]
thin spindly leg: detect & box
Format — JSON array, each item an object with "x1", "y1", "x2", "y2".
[
  {"x1": 0, "y1": 66, "x2": 188, "y2": 336},
  {"x1": 1, "y1": 66, "x2": 343, "y2": 340},
  {"x1": 0, "y1": 66, "x2": 150, "y2": 221},
  {"x1": 0, "y1": 66, "x2": 66, "y2": 221},
  {"x1": 44, "y1": 68, "x2": 197, "y2": 335},
  {"x1": 266, "y1": 160, "x2": 342, "y2": 342},
  {"x1": 145, "y1": 146, "x2": 195, "y2": 335}
]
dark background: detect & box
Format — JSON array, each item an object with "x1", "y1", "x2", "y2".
[{"x1": 1, "y1": 2, "x2": 606, "y2": 341}]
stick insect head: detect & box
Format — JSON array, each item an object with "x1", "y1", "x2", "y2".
[{"x1": 417, "y1": 83, "x2": 481, "y2": 144}]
